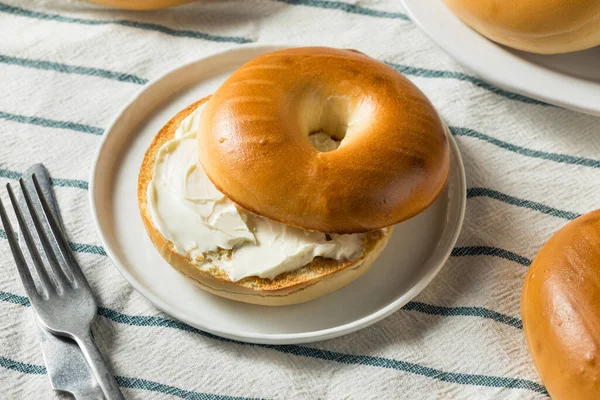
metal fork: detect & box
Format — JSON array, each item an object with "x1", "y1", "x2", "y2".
[{"x1": 0, "y1": 176, "x2": 124, "y2": 400}]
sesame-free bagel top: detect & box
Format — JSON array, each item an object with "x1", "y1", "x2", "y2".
[{"x1": 198, "y1": 47, "x2": 450, "y2": 233}]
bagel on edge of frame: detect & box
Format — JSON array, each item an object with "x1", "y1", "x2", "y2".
[
  {"x1": 138, "y1": 97, "x2": 393, "y2": 306},
  {"x1": 197, "y1": 47, "x2": 450, "y2": 234},
  {"x1": 444, "y1": 0, "x2": 600, "y2": 54},
  {"x1": 521, "y1": 209, "x2": 600, "y2": 399}
]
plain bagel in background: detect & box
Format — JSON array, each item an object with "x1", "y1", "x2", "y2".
[
  {"x1": 522, "y1": 209, "x2": 600, "y2": 399},
  {"x1": 444, "y1": 0, "x2": 600, "y2": 54}
]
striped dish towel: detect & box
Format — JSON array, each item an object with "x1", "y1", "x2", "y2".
[{"x1": 2, "y1": 1, "x2": 598, "y2": 398}]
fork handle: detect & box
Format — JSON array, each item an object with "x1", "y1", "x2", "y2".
[{"x1": 74, "y1": 330, "x2": 124, "y2": 400}]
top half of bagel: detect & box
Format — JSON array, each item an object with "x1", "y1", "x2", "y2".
[
  {"x1": 445, "y1": 0, "x2": 600, "y2": 54},
  {"x1": 197, "y1": 47, "x2": 450, "y2": 234}
]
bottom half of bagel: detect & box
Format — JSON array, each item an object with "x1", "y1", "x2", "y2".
[{"x1": 138, "y1": 98, "x2": 392, "y2": 306}]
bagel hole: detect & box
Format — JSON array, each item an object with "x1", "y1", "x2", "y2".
[
  {"x1": 308, "y1": 131, "x2": 342, "y2": 152},
  {"x1": 307, "y1": 102, "x2": 348, "y2": 152},
  {"x1": 297, "y1": 90, "x2": 363, "y2": 152}
]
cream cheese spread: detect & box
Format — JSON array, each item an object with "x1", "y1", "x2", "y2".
[{"x1": 147, "y1": 104, "x2": 364, "y2": 281}]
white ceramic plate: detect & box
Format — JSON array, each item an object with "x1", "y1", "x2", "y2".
[
  {"x1": 90, "y1": 45, "x2": 466, "y2": 344},
  {"x1": 402, "y1": 0, "x2": 600, "y2": 116}
]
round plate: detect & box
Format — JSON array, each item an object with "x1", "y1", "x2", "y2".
[
  {"x1": 402, "y1": 0, "x2": 600, "y2": 116},
  {"x1": 90, "y1": 45, "x2": 466, "y2": 344}
]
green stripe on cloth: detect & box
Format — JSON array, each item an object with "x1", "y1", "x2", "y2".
[
  {"x1": 0, "y1": 282, "x2": 523, "y2": 329},
  {"x1": 0, "y1": 168, "x2": 20, "y2": 180},
  {"x1": 402, "y1": 302, "x2": 522, "y2": 329},
  {"x1": 95, "y1": 309, "x2": 547, "y2": 395},
  {"x1": 387, "y1": 62, "x2": 546, "y2": 106},
  {"x1": 0, "y1": 291, "x2": 30, "y2": 307},
  {"x1": 264, "y1": 346, "x2": 547, "y2": 395},
  {"x1": 50, "y1": 177, "x2": 89, "y2": 190},
  {"x1": 467, "y1": 188, "x2": 580, "y2": 221},
  {"x1": 0, "y1": 111, "x2": 103, "y2": 135},
  {"x1": 1, "y1": 2, "x2": 539, "y2": 112},
  {"x1": 0, "y1": 356, "x2": 263, "y2": 400},
  {"x1": 0, "y1": 168, "x2": 88, "y2": 190},
  {"x1": 452, "y1": 126, "x2": 600, "y2": 169},
  {"x1": 0, "y1": 2, "x2": 252, "y2": 44},
  {"x1": 69, "y1": 241, "x2": 106, "y2": 256},
  {"x1": 116, "y1": 377, "x2": 266, "y2": 400},
  {"x1": 452, "y1": 246, "x2": 531, "y2": 267},
  {"x1": 0, "y1": 356, "x2": 46, "y2": 375},
  {"x1": 272, "y1": 0, "x2": 408, "y2": 19},
  {"x1": 0, "y1": 2, "x2": 550, "y2": 111},
  {"x1": 0, "y1": 291, "x2": 544, "y2": 395},
  {"x1": 0, "y1": 228, "x2": 105, "y2": 256},
  {"x1": 0, "y1": 54, "x2": 147, "y2": 85}
]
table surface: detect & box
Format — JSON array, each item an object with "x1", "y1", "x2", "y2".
[{"x1": 1, "y1": 1, "x2": 598, "y2": 399}]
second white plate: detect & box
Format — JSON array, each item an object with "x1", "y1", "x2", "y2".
[
  {"x1": 402, "y1": 0, "x2": 600, "y2": 116},
  {"x1": 90, "y1": 45, "x2": 466, "y2": 344}
]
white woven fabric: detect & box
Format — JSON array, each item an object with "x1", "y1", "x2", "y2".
[{"x1": 2, "y1": 1, "x2": 598, "y2": 398}]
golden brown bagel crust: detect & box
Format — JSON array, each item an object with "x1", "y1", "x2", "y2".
[
  {"x1": 138, "y1": 98, "x2": 392, "y2": 306},
  {"x1": 522, "y1": 209, "x2": 600, "y2": 399},
  {"x1": 445, "y1": 0, "x2": 600, "y2": 54},
  {"x1": 198, "y1": 47, "x2": 450, "y2": 234}
]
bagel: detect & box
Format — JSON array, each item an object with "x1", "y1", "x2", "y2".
[
  {"x1": 197, "y1": 47, "x2": 450, "y2": 234},
  {"x1": 138, "y1": 97, "x2": 392, "y2": 306},
  {"x1": 522, "y1": 210, "x2": 600, "y2": 399},
  {"x1": 444, "y1": 0, "x2": 600, "y2": 54}
]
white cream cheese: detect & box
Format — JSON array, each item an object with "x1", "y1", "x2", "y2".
[{"x1": 147, "y1": 104, "x2": 364, "y2": 281}]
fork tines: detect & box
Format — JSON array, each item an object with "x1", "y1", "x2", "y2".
[
  {"x1": 0, "y1": 175, "x2": 81, "y2": 301},
  {"x1": 0, "y1": 183, "x2": 40, "y2": 297}
]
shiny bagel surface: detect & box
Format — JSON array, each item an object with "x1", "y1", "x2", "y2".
[
  {"x1": 198, "y1": 47, "x2": 450, "y2": 234},
  {"x1": 445, "y1": 0, "x2": 600, "y2": 54},
  {"x1": 522, "y1": 210, "x2": 600, "y2": 399}
]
